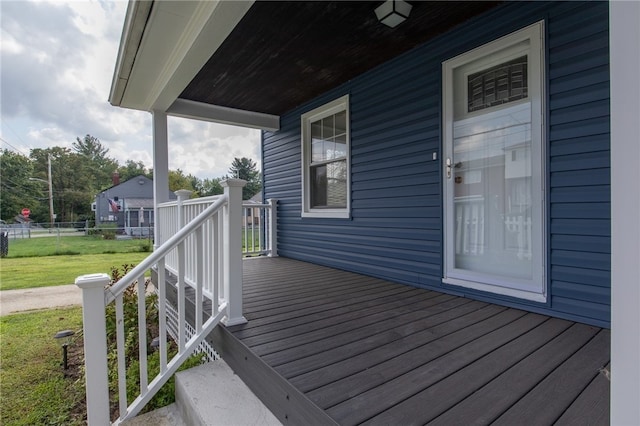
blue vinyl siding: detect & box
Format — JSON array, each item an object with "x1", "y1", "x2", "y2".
[{"x1": 262, "y1": 1, "x2": 610, "y2": 327}]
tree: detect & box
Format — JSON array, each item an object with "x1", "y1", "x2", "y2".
[
  {"x1": 168, "y1": 169, "x2": 197, "y2": 195},
  {"x1": 0, "y1": 149, "x2": 45, "y2": 222},
  {"x1": 30, "y1": 147, "x2": 93, "y2": 223},
  {"x1": 228, "y1": 157, "x2": 261, "y2": 200},
  {"x1": 118, "y1": 160, "x2": 152, "y2": 182},
  {"x1": 196, "y1": 177, "x2": 224, "y2": 197},
  {"x1": 72, "y1": 134, "x2": 119, "y2": 192}
]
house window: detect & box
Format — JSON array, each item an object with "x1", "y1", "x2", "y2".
[
  {"x1": 301, "y1": 95, "x2": 350, "y2": 218},
  {"x1": 443, "y1": 21, "x2": 546, "y2": 302},
  {"x1": 467, "y1": 55, "x2": 528, "y2": 112}
]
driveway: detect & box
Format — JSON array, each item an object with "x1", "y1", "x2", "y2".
[{"x1": 0, "y1": 284, "x2": 82, "y2": 316}]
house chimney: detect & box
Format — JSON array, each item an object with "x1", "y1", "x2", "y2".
[{"x1": 112, "y1": 171, "x2": 120, "y2": 186}]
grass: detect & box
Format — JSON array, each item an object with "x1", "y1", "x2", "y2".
[
  {"x1": 4, "y1": 235, "x2": 152, "y2": 258},
  {"x1": 0, "y1": 307, "x2": 86, "y2": 426},
  {"x1": 0, "y1": 253, "x2": 148, "y2": 291},
  {"x1": 0, "y1": 236, "x2": 151, "y2": 290}
]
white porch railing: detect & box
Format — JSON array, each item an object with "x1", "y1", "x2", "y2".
[
  {"x1": 75, "y1": 179, "x2": 247, "y2": 425},
  {"x1": 455, "y1": 197, "x2": 532, "y2": 259},
  {"x1": 455, "y1": 197, "x2": 485, "y2": 256},
  {"x1": 157, "y1": 194, "x2": 278, "y2": 296}
]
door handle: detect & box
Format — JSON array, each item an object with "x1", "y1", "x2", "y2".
[{"x1": 446, "y1": 158, "x2": 462, "y2": 179}]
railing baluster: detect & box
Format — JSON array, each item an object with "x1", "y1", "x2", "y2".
[
  {"x1": 244, "y1": 207, "x2": 248, "y2": 255},
  {"x1": 177, "y1": 241, "x2": 186, "y2": 352},
  {"x1": 195, "y1": 227, "x2": 203, "y2": 333},
  {"x1": 219, "y1": 207, "x2": 226, "y2": 304},
  {"x1": 257, "y1": 211, "x2": 262, "y2": 253},
  {"x1": 115, "y1": 293, "x2": 128, "y2": 418},
  {"x1": 137, "y1": 275, "x2": 148, "y2": 394},
  {"x1": 213, "y1": 212, "x2": 220, "y2": 316},
  {"x1": 157, "y1": 259, "x2": 167, "y2": 374},
  {"x1": 250, "y1": 213, "x2": 256, "y2": 253}
]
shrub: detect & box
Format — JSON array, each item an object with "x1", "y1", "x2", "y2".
[
  {"x1": 104, "y1": 264, "x2": 203, "y2": 419},
  {"x1": 138, "y1": 242, "x2": 152, "y2": 253}
]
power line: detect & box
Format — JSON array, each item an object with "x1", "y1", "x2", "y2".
[
  {"x1": 0, "y1": 117, "x2": 32, "y2": 155},
  {"x1": 0, "y1": 182, "x2": 48, "y2": 201},
  {"x1": 0, "y1": 136, "x2": 30, "y2": 156}
]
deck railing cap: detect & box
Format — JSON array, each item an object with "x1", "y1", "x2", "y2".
[
  {"x1": 75, "y1": 273, "x2": 110, "y2": 289},
  {"x1": 174, "y1": 189, "x2": 193, "y2": 199},
  {"x1": 221, "y1": 178, "x2": 247, "y2": 188}
]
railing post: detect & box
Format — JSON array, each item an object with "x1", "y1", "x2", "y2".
[
  {"x1": 75, "y1": 273, "x2": 111, "y2": 425},
  {"x1": 267, "y1": 198, "x2": 278, "y2": 257},
  {"x1": 175, "y1": 189, "x2": 193, "y2": 228},
  {"x1": 221, "y1": 178, "x2": 247, "y2": 326}
]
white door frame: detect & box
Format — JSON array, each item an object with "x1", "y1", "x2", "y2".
[{"x1": 442, "y1": 22, "x2": 546, "y2": 302}]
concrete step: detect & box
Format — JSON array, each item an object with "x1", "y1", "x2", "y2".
[
  {"x1": 175, "y1": 360, "x2": 282, "y2": 426},
  {"x1": 123, "y1": 359, "x2": 282, "y2": 425},
  {"x1": 121, "y1": 403, "x2": 186, "y2": 426}
]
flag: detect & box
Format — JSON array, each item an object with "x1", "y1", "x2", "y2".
[{"x1": 108, "y1": 198, "x2": 120, "y2": 212}]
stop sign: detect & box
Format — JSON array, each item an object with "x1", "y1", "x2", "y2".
[{"x1": 22, "y1": 208, "x2": 30, "y2": 218}]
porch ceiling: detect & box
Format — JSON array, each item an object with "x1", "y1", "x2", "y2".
[
  {"x1": 111, "y1": 1, "x2": 500, "y2": 127},
  {"x1": 179, "y1": 1, "x2": 501, "y2": 117}
]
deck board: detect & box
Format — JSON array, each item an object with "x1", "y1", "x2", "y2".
[
  {"x1": 491, "y1": 330, "x2": 610, "y2": 426},
  {"x1": 428, "y1": 324, "x2": 606, "y2": 425},
  {"x1": 195, "y1": 257, "x2": 610, "y2": 425},
  {"x1": 242, "y1": 290, "x2": 437, "y2": 348},
  {"x1": 554, "y1": 363, "x2": 611, "y2": 426},
  {"x1": 291, "y1": 303, "x2": 509, "y2": 393}
]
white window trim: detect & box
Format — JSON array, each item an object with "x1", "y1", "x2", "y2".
[
  {"x1": 301, "y1": 95, "x2": 351, "y2": 218},
  {"x1": 442, "y1": 21, "x2": 547, "y2": 303}
]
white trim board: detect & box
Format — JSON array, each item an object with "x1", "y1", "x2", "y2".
[
  {"x1": 610, "y1": 1, "x2": 640, "y2": 425},
  {"x1": 167, "y1": 99, "x2": 280, "y2": 131}
]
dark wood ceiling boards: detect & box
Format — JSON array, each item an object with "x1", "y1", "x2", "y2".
[{"x1": 180, "y1": 1, "x2": 501, "y2": 116}]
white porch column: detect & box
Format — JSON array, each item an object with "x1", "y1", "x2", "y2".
[
  {"x1": 221, "y1": 178, "x2": 247, "y2": 326},
  {"x1": 152, "y1": 110, "x2": 170, "y2": 249},
  {"x1": 610, "y1": 2, "x2": 640, "y2": 425}
]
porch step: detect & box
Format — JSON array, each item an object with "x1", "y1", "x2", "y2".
[
  {"x1": 120, "y1": 403, "x2": 186, "y2": 426},
  {"x1": 175, "y1": 359, "x2": 282, "y2": 426},
  {"x1": 124, "y1": 359, "x2": 282, "y2": 425}
]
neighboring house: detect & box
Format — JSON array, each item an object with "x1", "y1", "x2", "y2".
[
  {"x1": 243, "y1": 192, "x2": 263, "y2": 227},
  {"x1": 107, "y1": 1, "x2": 638, "y2": 423},
  {"x1": 93, "y1": 174, "x2": 176, "y2": 234}
]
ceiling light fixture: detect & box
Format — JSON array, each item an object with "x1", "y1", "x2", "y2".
[{"x1": 375, "y1": 0, "x2": 413, "y2": 28}]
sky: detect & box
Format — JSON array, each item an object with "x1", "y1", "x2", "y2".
[{"x1": 0, "y1": 0, "x2": 261, "y2": 180}]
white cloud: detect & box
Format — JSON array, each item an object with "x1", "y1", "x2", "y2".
[{"x1": 0, "y1": 0, "x2": 261, "y2": 180}]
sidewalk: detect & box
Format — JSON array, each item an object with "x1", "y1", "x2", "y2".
[{"x1": 0, "y1": 284, "x2": 82, "y2": 316}]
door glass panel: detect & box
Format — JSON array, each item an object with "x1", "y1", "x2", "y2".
[{"x1": 452, "y1": 101, "x2": 533, "y2": 280}]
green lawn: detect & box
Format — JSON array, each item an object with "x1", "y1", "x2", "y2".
[
  {"x1": 0, "y1": 236, "x2": 151, "y2": 290},
  {"x1": 4, "y1": 235, "x2": 151, "y2": 258},
  {"x1": 0, "y1": 253, "x2": 148, "y2": 291},
  {"x1": 0, "y1": 307, "x2": 86, "y2": 425}
]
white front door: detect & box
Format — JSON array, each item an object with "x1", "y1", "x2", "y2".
[{"x1": 442, "y1": 22, "x2": 546, "y2": 302}]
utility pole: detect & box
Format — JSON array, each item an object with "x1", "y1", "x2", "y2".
[
  {"x1": 48, "y1": 154, "x2": 54, "y2": 228},
  {"x1": 28, "y1": 155, "x2": 55, "y2": 228}
]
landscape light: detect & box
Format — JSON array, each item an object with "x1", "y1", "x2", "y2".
[{"x1": 54, "y1": 329, "x2": 75, "y2": 371}]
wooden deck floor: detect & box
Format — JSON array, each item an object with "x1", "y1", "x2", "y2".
[{"x1": 201, "y1": 257, "x2": 610, "y2": 425}]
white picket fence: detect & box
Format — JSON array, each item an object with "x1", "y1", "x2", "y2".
[{"x1": 455, "y1": 197, "x2": 532, "y2": 259}]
